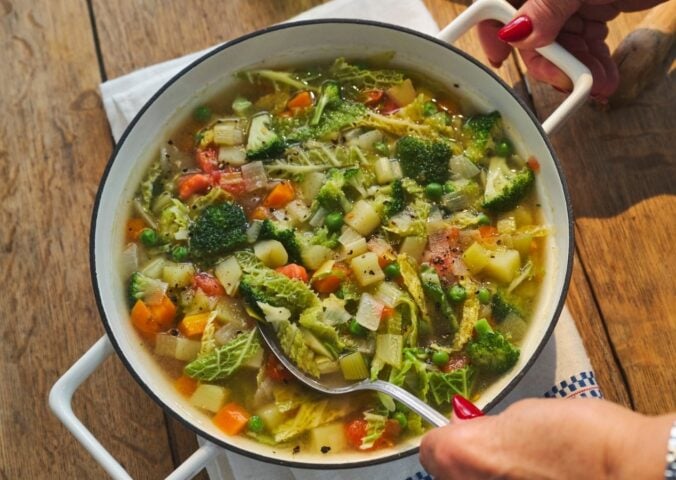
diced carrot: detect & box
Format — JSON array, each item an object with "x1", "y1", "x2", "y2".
[
  {"x1": 174, "y1": 375, "x2": 199, "y2": 397},
  {"x1": 149, "y1": 295, "x2": 177, "y2": 329},
  {"x1": 250, "y1": 205, "x2": 270, "y2": 221},
  {"x1": 345, "y1": 419, "x2": 368, "y2": 449},
  {"x1": 527, "y1": 156, "x2": 541, "y2": 173},
  {"x1": 213, "y1": 403, "x2": 251, "y2": 436},
  {"x1": 178, "y1": 173, "x2": 211, "y2": 200},
  {"x1": 287, "y1": 90, "x2": 313, "y2": 109},
  {"x1": 196, "y1": 147, "x2": 219, "y2": 173},
  {"x1": 312, "y1": 274, "x2": 341, "y2": 294},
  {"x1": 381, "y1": 306, "x2": 395, "y2": 320},
  {"x1": 479, "y1": 226, "x2": 498, "y2": 238},
  {"x1": 178, "y1": 312, "x2": 212, "y2": 338},
  {"x1": 192, "y1": 272, "x2": 226, "y2": 297},
  {"x1": 262, "y1": 182, "x2": 295, "y2": 209},
  {"x1": 276, "y1": 264, "x2": 309, "y2": 283},
  {"x1": 131, "y1": 300, "x2": 155, "y2": 335},
  {"x1": 126, "y1": 218, "x2": 146, "y2": 242}
]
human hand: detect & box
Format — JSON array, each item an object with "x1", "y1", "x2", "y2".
[
  {"x1": 420, "y1": 397, "x2": 674, "y2": 479},
  {"x1": 477, "y1": 0, "x2": 667, "y2": 99}
]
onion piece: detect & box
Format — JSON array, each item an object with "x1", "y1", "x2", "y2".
[
  {"x1": 355, "y1": 293, "x2": 384, "y2": 331},
  {"x1": 241, "y1": 161, "x2": 267, "y2": 192},
  {"x1": 120, "y1": 243, "x2": 139, "y2": 278},
  {"x1": 246, "y1": 220, "x2": 262, "y2": 243},
  {"x1": 450, "y1": 155, "x2": 480, "y2": 179},
  {"x1": 218, "y1": 146, "x2": 247, "y2": 166},
  {"x1": 308, "y1": 207, "x2": 328, "y2": 227},
  {"x1": 372, "y1": 281, "x2": 403, "y2": 308}
]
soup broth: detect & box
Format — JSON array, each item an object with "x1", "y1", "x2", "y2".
[{"x1": 123, "y1": 58, "x2": 546, "y2": 454}]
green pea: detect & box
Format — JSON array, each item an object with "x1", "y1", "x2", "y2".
[
  {"x1": 425, "y1": 182, "x2": 443, "y2": 200},
  {"x1": 443, "y1": 182, "x2": 455, "y2": 194},
  {"x1": 247, "y1": 415, "x2": 264, "y2": 433},
  {"x1": 193, "y1": 105, "x2": 212, "y2": 123},
  {"x1": 495, "y1": 138, "x2": 513, "y2": 157},
  {"x1": 447, "y1": 284, "x2": 467, "y2": 303},
  {"x1": 431, "y1": 350, "x2": 450, "y2": 366},
  {"x1": 139, "y1": 228, "x2": 159, "y2": 247},
  {"x1": 325, "y1": 212, "x2": 344, "y2": 232},
  {"x1": 171, "y1": 245, "x2": 189, "y2": 262},
  {"x1": 477, "y1": 213, "x2": 491, "y2": 226},
  {"x1": 349, "y1": 319, "x2": 367, "y2": 337},
  {"x1": 477, "y1": 287, "x2": 491, "y2": 304},
  {"x1": 422, "y1": 101, "x2": 438, "y2": 117},
  {"x1": 383, "y1": 262, "x2": 401, "y2": 279},
  {"x1": 393, "y1": 411, "x2": 408, "y2": 430},
  {"x1": 373, "y1": 140, "x2": 390, "y2": 156}
]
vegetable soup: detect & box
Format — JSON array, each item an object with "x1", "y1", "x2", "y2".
[{"x1": 123, "y1": 58, "x2": 546, "y2": 454}]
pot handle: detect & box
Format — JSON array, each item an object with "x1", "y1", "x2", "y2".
[
  {"x1": 49, "y1": 336, "x2": 219, "y2": 480},
  {"x1": 436, "y1": 0, "x2": 593, "y2": 135}
]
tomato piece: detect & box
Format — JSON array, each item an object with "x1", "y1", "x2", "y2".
[
  {"x1": 362, "y1": 89, "x2": 384, "y2": 106},
  {"x1": 178, "y1": 173, "x2": 211, "y2": 200},
  {"x1": 527, "y1": 156, "x2": 541, "y2": 173},
  {"x1": 442, "y1": 353, "x2": 470, "y2": 373},
  {"x1": 479, "y1": 226, "x2": 498, "y2": 238},
  {"x1": 276, "y1": 264, "x2": 309, "y2": 283},
  {"x1": 196, "y1": 147, "x2": 219, "y2": 173},
  {"x1": 266, "y1": 355, "x2": 292, "y2": 382},
  {"x1": 381, "y1": 306, "x2": 395, "y2": 320},
  {"x1": 345, "y1": 419, "x2": 368, "y2": 449},
  {"x1": 287, "y1": 91, "x2": 313, "y2": 109},
  {"x1": 192, "y1": 272, "x2": 226, "y2": 297},
  {"x1": 380, "y1": 95, "x2": 399, "y2": 115}
]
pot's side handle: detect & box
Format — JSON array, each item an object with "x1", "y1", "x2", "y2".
[
  {"x1": 49, "y1": 336, "x2": 219, "y2": 480},
  {"x1": 436, "y1": 0, "x2": 593, "y2": 135}
]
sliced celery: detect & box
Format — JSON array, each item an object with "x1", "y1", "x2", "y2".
[{"x1": 339, "y1": 351, "x2": 369, "y2": 380}]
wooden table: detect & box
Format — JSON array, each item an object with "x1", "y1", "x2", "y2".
[{"x1": 1, "y1": 0, "x2": 673, "y2": 478}]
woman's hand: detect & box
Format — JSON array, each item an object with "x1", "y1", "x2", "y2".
[
  {"x1": 478, "y1": 0, "x2": 667, "y2": 98},
  {"x1": 420, "y1": 398, "x2": 674, "y2": 479}
]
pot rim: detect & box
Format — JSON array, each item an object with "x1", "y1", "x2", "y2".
[{"x1": 89, "y1": 18, "x2": 574, "y2": 469}]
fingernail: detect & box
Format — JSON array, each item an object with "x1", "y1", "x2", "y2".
[
  {"x1": 489, "y1": 59, "x2": 503, "y2": 68},
  {"x1": 452, "y1": 395, "x2": 484, "y2": 420},
  {"x1": 553, "y1": 85, "x2": 572, "y2": 94},
  {"x1": 498, "y1": 15, "x2": 533, "y2": 43}
]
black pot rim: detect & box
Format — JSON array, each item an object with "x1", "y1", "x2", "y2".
[{"x1": 89, "y1": 18, "x2": 574, "y2": 470}]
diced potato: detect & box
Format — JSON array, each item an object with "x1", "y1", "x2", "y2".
[
  {"x1": 185, "y1": 288, "x2": 218, "y2": 315},
  {"x1": 309, "y1": 422, "x2": 348, "y2": 454},
  {"x1": 213, "y1": 122, "x2": 244, "y2": 146},
  {"x1": 350, "y1": 252, "x2": 385, "y2": 287},
  {"x1": 339, "y1": 227, "x2": 368, "y2": 259},
  {"x1": 374, "y1": 157, "x2": 396, "y2": 185},
  {"x1": 162, "y1": 262, "x2": 196, "y2": 288},
  {"x1": 386, "y1": 78, "x2": 416, "y2": 107},
  {"x1": 299, "y1": 172, "x2": 325, "y2": 206},
  {"x1": 190, "y1": 384, "x2": 230, "y2": 413},
  {"x1": 344, "y1": 200, "x2": 380, "y2": 236},
  {"x1": 254, "y1": 240, "x2": 288, "y2": 268},
  {"x1": 399, "y1": 236, "x2": 427, "y2": 264},
  {"x1": 286, "y1": 200, "x2": 311, "y2": 226},
  {"x1": 512, "y1": 205, "x2": 534, "y2": 227},
  {"x1": 243, "y1": 348, "x2": 264, "y2": 369},
  {"x1": 301, "y1": 244, "x2": 334, "y2": 270},
  {"x1": 218, "y1": 146, "x2": 247, "y2": 166},
  {"x1": 497, "y1": 216, "x2": 517, "y2": 234},
  {"x1": 462, "y1": 242, "x2": 491, "y2": 274},
  {"x1": 214, "y1": 256, "x2": 242, "y2": 296},
  {"x1": 511, "y1": 233, "x2": 534, "y2": 258},
  {"x1": 483, "y1": 249, "x2": 521, "y2": 283},
  {"x1": 257, "y1": 403, "x2": 287, "y2": 430},
  {"x1": 155, "y1": 334, "x2": 201, "y2": 361}
]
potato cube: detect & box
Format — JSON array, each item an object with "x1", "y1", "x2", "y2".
[
  {"x1": 190, "y1": 384, "x2": 230, "y2": 413},
  {"x1": 350, "y1": 252, "x2": 385, "y2": 287}
]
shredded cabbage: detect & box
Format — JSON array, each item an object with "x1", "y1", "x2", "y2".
[{"x1": 184, "y1": 328, "x2": 261, "y2": 381}]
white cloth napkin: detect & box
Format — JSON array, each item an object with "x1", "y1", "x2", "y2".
[{"x1": 99, "y1": 1, "x2": 602, "y2": 479}]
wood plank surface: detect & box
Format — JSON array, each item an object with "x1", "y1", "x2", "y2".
[
  {"x1": 524, "y1": 9, "x2": 676, "y2": 414},
  {"x1": 0, "y1": 1, "x2": 178, "y2": 479}
]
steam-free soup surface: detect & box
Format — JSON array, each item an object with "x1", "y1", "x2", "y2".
[{"x1": 124, "y1": 57, "x2": 545, "y2": 454}]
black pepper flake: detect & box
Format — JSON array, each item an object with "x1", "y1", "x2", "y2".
[
  {"x1": 369, "y1": 270, "x2": 375, "y2": 275},
  {"x1": 169, "y1": 328, "x2": 179, "y2": 336},
  {"x1": 454, "y1": 83, "x2": 460, "y2": 88},
  {"x1": 182, "y1": 168, "x2": 188, "y2": 173},
  {"x1": 321, "y1": 446, "x2": 331, "y2": 454},
  {"x1": 348, "y1": 250, "x2": 353, "y2": 255},
  {"x1": 168, "y1": 139, "x2": 174, "y2": 145},
  {"x1": 293, "y1": 446, "x2": 301, "y2": 454}
]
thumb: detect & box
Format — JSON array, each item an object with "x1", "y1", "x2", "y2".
[{"x1": 499, "y1": 0, "x2": 582, "y2": 48}]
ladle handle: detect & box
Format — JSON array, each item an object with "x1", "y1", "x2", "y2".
[
  {"x1": 369, "y1": 380, "x2": 450, "y2": 427},
  {"x1": 436, "y1": 0, "x2": 593, "y2": 135}
]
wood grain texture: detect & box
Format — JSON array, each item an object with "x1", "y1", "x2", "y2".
[
  {"x1": 0, "y1": 0, "x2": 178, "y2": 479},
  {"x1": 524, "y1": 10, "x2": 676, "y2": 414}
]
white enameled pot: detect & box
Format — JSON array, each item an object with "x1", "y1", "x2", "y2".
[{"x1": 50, "y1": 1, "x2": 592, "y2": 478}]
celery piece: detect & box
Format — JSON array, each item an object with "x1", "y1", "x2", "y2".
[
  {"x1": 375, "y1": 334, "x2": 403, "y2": 369},
  {"x1": 339, "y1": 351, "x2": 369, "y2": 380}
]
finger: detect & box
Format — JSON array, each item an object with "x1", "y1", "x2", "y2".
[
  {"x1": 577, "y1": 3, "x2": 621, "y2": 22},
  {"x1": 477, "y1": 20, "x2": 513, "y2": 67},
  {"x1": 519, "y1": 49, "x2": 574, "y2": 92},
  {"x1": 562, "y1": 15, "x2": 609, "y2": 40},
  {"x1": 616, "y1": 0, "x2": 666, "y2": 12},
  {"x1": 499, "y1": 0, "x2": 582, "y2": 48},
  {"x1": 587, "y1": 39, "x2": 619, "y2": 97}
]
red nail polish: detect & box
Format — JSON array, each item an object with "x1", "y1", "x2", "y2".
[
  {"x1": 553, "y1": 85, "x2": 572, "y2": 94},
  {"x1": 453, "y1": 395, "x2": 484, "y2": 420},
  {"x1": 489, "y1": 59, "x2": 502, "y2": 68},
  {"x1": 497, "y1": 16, "x2": 533, "y2": 43}
]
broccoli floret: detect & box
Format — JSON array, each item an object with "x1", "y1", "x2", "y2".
[
  {"x1": 482, "y1": 156, "x2": 535, "y2": 212},
  {"x1": 128, "y1": 272, "x2": 167, "y2": 304},
  {"x1": 315, "y1": 168, "x2": 353, "y2": 212},
  {"x1": 384, "y1": 179, "x2": 405, "y2": 218},
  {"x1": 491, "y1": 291, "x2": 523, "y2": 322},
  {"x1": 310, "y1": 81, "x2": 341, "y2": 126},
  {"x1": 258, "y1": 219, "x2": 302, "y2": 263},
  {"x1": 246, "y1": 113, "x2": 285, "y2": 159},
  {"x1": 395, "y1": 136, "x2": 453, "y2": 185},
  {"x1": 189, "y1": 202, "x2": 248, "y2": 259},
  {"x1": 307, "y1": 226, "x2": 339, "y2": 249},
  {"x1": 464, "y1": 111, "x2": 502, "y2": 161},
  {"x1": 466, "y1": 318, "x2": 520, "y2": 374}
]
